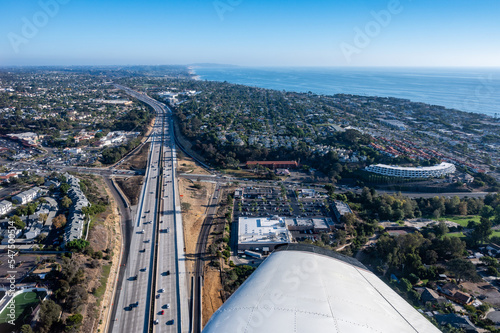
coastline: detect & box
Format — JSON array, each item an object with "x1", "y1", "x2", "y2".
[
  {"x1": 187, "y1": 66, "x2": 201, "y2": 81},
  {"x1": 191, "y1": 66, "x2": 500, "y2": 118}
]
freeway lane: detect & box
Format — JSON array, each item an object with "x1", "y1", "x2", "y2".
[
  {"x1": 153, "y1": 117, "x2": 179, "y2": 331},
  {"x1": 109, "y1": 84, "x2": 189, "y2": 333},
  {"x1": 111, "y1": 115, "x2": 164, "y2": 333}
]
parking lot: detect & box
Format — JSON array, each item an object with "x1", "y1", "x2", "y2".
[{"x1": 234, "y1": 185, "x2": 330, "y2": 219}]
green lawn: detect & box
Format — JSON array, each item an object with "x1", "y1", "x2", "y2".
[
  {"x1": 447, "y1": 232, "x2": 465, "y2": 238},
  {"x1": 440, "y1": 215, "x2": 481, "y2": 227},
  {"x1": 0, "y1": 290, "x2": 47, "y2": 328}
]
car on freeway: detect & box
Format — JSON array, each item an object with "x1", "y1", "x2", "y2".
[
  {"x1": 160, "y1": 310, "x2": 164, "y2": 315},
  {"x1": 166, "y1": 303, "x2": 170, "y2": 309},
  {"x1": 144, "y1": 239, "x2": 150, "y2": 243},
  {"x1": 159, "y1": 288, "x2": 165, "y2": 293},
  {"x1": 154, "y1": 319, "x2": 159, "y2": 325},
  {"x1": 140, "y1": 248, "x2": 146, "y2": 253},
  {"x1": 156, "y1": 294, "x2": 160, "y2": 299},
  {"x1": 139, "y1": 229, "x2": 145, "y2": 234}
]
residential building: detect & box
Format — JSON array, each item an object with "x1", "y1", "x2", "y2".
[
  {"x1": 0, "y1": 200, "x2": 13, "y2": 216},
  {"x1": 0, "y1": 172, "x2": 19, "y2": 182},
  {"x1": 365, "y1": 162, "x2": 456, "y2": 178},
  {"x1": 63, "y1": 174, "x2": 90, "y2": 245},
  {"x1": 12, "y1": 187, "x2": 41, "y2": 205}
]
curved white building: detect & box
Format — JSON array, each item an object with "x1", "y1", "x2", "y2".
[
  {"x1": 365, "y1": 162, "x2": 456, "y2": 178},
  {"x1": 203, "y1": 244, "x2": 441, "y2": 333}
]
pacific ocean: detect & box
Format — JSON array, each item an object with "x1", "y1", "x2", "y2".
[{"x1": 193, "y1": 66, "x2": 500, "y2": 118}]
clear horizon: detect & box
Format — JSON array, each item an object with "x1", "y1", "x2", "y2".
[{"x1": 1, "y1": 0, "x2": 499, "y2": 67}]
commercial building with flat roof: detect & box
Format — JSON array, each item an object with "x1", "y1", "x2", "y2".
[
  {"x1": 365, "y1": 162, "x2": 456, "y2": 178},
  {"x1": 238, "y1": 216, "x2": 292, "y2": 253},
  {"x1": 332, "y1": 200, "x2": 352, "y2": 224},
  {"x1": 285, "y1": 217, "x2": 334, "y2": 233}
]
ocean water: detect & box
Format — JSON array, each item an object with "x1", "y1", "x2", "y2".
[{"x1": 194, "y1": 67, "x2": 500, "y2": 118}]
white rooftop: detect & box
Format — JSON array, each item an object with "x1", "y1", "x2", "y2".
[
  {"x1": 238, "y1": 216, "x2": 292, "y2": 245},
  {"x1": 370, "y1": 162, "x2": 454, "y2": 172},
  {"x1": 203, "y1": 246, "x2": 441, "y2": 333}
]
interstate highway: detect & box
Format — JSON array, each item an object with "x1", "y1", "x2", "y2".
[{"x1": 109, "y1": 86, "x2": 189, "y2": 333}]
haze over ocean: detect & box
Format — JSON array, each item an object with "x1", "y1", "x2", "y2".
[{"x1": 194, "y1": 67, "x2": 500, "y2": 118}]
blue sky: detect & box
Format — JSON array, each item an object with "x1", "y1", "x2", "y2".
[{"x1": 1, "y1": 0, "x2": 499, "y2": 67}]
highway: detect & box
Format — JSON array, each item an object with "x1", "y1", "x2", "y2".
[{"x1": 109, "y1": 85, "x2": 189, "y2": 333}]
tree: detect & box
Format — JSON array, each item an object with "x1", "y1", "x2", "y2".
[
  {"x1": 399, "y1": 278, "x2": 413, "y2": 292},
  {"x1": 66, "y1": 285, "x2": 88, "y2": 312},
  {"x1": 65, "y1": 239, "x2": 89, "y2": 252},
  {"x1": 447, "y1": 258, "x2": 481, "y2": 283},
  {"x1": 52, "y1": 214, "x2": 67, "y2": 229},
  {"x1": 481, "y1": 205, "x2": 495, "y2": 218},
  {"x1": 324, "y1": 184, "x2": 336, "y2": 197},
  {"x1": 430, "y1": 236, "x2": 466, "y2": 260},
  {"x1": 61, "y1": 196, "x2": 73, "y2": 209},
  {"x1": 10, "y1": 215, "x2": 25, "y2": 230},
  {"x1": 21, "y1": 325, "x2": 33, "y2": 333},
  {"x1": 458, "y1": 201, "x2": 467, "y2": 215},
  {"x1": 35, "y1": 233, "x2": 47, "y2": 243},
  {"x1": 27, "y1": 202, "x2": 37, "y2": 215},
  {"x1": 432, "y1": 209, "x2": 442, "y2": 220},
  {"x1": 480, "y1": 256, "x2": 498, "y2": 267},
  {"x1": 469, "y1": 217, "x2": 492, "y2": 246},
  {"x1": 66, "y1": 313, "x2": 83, "y2": 326},
  {"x1": 60, "y1": 182, "x2": 70, "y2": 194},
  {"x1": 433, "y1": 222, "x2": 449, "y2": 238},
  {"x1": 39, "y1": 213, "x2": 48, "y2": 224},
  {"x1": 487, "y1": 266, "x2": 499, "y2": 277},
  {"x1": 38, "y1": 300, "x2": 61, "y2": 333}
]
